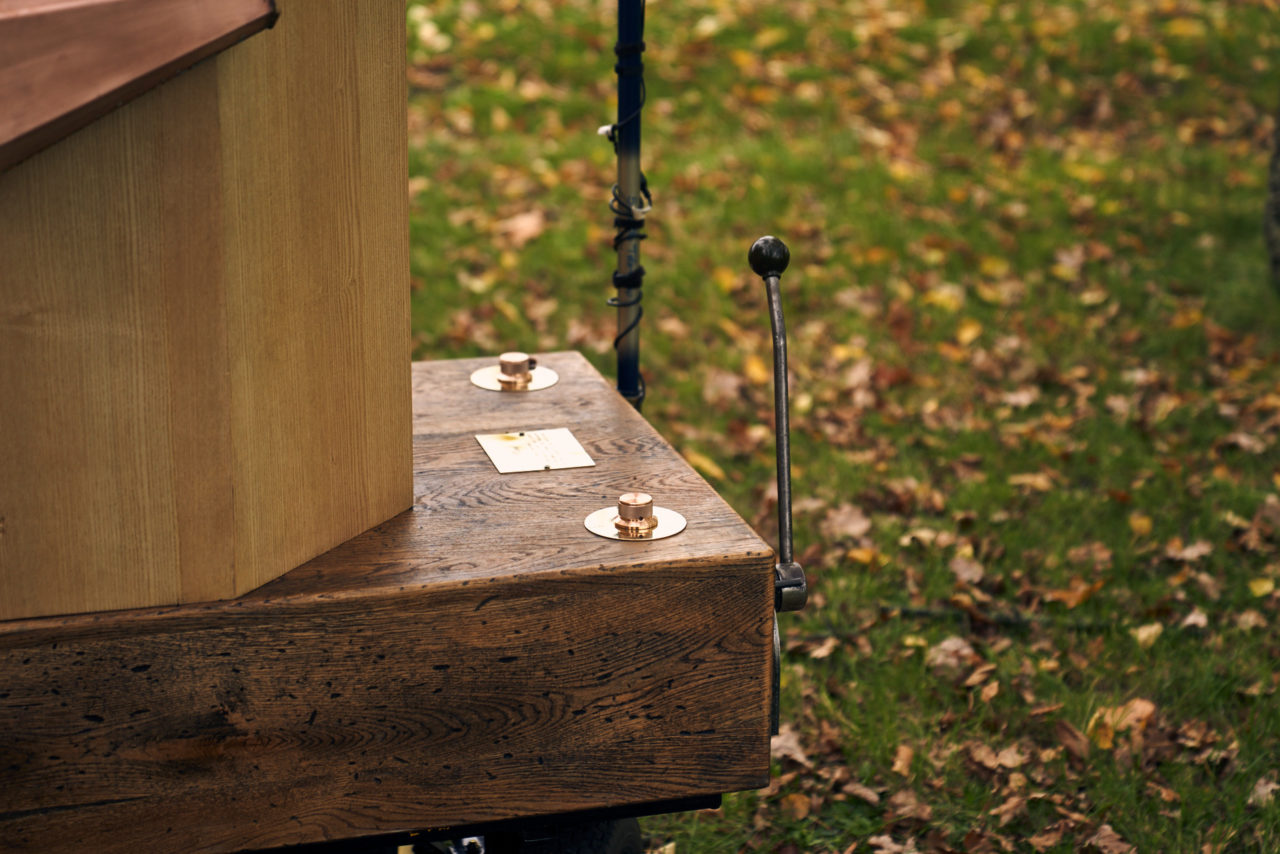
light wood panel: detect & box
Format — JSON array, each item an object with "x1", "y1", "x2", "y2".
[
  {"x1": 0, "y1": 0, "x2": 411, "y2": 620},
  {"x1": 0, "y1": 0, "x2": 277, "y2": 171},
  {"x1": 0, "y1": 354, "x2": 776, "y2": 852}
]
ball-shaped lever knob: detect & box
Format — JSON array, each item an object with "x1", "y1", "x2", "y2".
[{"x1": 748, "y1": 235, "x2": 790, "y2": 279}]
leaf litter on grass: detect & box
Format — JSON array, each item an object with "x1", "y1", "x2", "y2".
[{"x1": 408, "y1": 0, "x2": 1280, "y2": 849}]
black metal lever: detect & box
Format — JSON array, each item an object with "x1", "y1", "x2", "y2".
[{"x1": 749, "y1": 236, "x2": 806, "y2": 613}]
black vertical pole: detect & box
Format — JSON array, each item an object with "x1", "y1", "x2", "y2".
[{"x1": 612, "y1": 0, "x2": 646, "y2": 409}]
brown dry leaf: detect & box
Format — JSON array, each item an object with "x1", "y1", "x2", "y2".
[
  {"x1": 780, "y1": 792, "x2": 810, "y2": 820},
  {"x1": 885, "y1": 788, "x2": 934, "y2": 822},
  {"x1": 1027, "y1": 822, "x2": 1067, "y2": 852},
  {"x1": 925, "y1": 636, "x2": 978, "y2": 678},
  {"x1": 771, "y1": 724, "x2": 813, "y2": 768},
  {"x1": 1008, "y1": 471, "x2": 1054, "y2": 492},
  {"x1": 968, "y1": 741, "x2": 1001, "y2": 771},
  {"x1": 1056, "y1": 720, "x2": 1091, "y2": 760},
  {"x1": 1165, "y1": 538, "x2": 1213, "y2": 562},
  {"x1": 1084, "y1": 823, "x2": 1134, "y2": 853},
  {"x1": 1044, "y1": 577, "x2": 1105, "y2": 609},
  {"x1": 1181, "y1": 608, "x2": 1209, "y2": 629},
  {"x1": 988, "y1": 794, "x2": 1026, "y2": 826},
  {"x1": 980, "y1": 680, "x2": 1000, "y2": 703},
  {"x1": 1237, "y1": 609, "x2": 1268, "y2": 631},
  {"x1": 1247, "y1": 776, "x2": 1279, "y2": 808},
  {"x1": 822, "y1": 503, "x2": 873, "y2": 541},
  {"x1": 997, "y1": 745, "x2": 1028, "y2": 768},
  {"x1": 846, "y1": 781, "x2": 881, "y2": 805},
  {"x1": 492, "y1": 208, "x2": 547, "y2": 248},
  {"x1": 1087, "y1": 699, "x2": 1157, "y2": 750},
  {"x1": 867, "y1": 836, "x2": 918, "y2": 854},
  {"x1": 949, "y1": 555, "x2": 985, "y2": 585},
  {"x1": 809, "y1": 636, "x2": 840, "y2": 660},
  {"x1": 892, "y1": 744, "x2": 915, "y2": 776}
]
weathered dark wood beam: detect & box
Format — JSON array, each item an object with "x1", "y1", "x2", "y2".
[
  {"x1": 0, "y1": 354, "x2": 775, "y2": 852},
  {"x1": 0, "y1": 0, "x2": 277, "y2": 171}
]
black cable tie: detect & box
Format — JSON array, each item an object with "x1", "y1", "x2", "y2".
[
  {"x1": 612, "y1": 266, "x2": 645, "y2": 289},
  {"x1": 613, "y1": 39, "x2": 646, "y2": 56}
]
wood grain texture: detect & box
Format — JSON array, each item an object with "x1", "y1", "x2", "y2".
[
  {"x1": 0, "y1": 0, "x2": 277, "y2": 172},
  {"x1": 0, "y1": 0, "x2": 411, "y2": 620},
  {"x1": 0, "y1": 354, "x2": 776, "y2": 852}
]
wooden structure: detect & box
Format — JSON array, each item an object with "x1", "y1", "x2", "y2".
[
  {"x1": 0, "y1": 355, "x2": 775, "y2": 851},
  {"x1": 0, "y1": 1, "x2": 778, "y2": 850},
  {"x1": 0, "y1": 0, "x2": 412, "y2": 619}
]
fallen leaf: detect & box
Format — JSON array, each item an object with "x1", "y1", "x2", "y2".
[
  {"x1": 968, "y1": 741, "x2": 1001, "y2": 771},
  {"x1": 1165, "y1": 539, "x2": 1213, "y2": 562},
  {"x1": 846, "y1": 781, "x2": 881, "y2": 805},
  {"x1": 683, "y1": 448, "x2": 725, "y2": 480},
  {"x1": 892, "y1": 744, "x2": 914, "y2": 776},
  {"x1": 885, "y1": 788, "x2": 934, "y2": 822},
  {"x1": 980, "y1": 680, "x2": 1000, "y2": 703},
  {"x1": 997, "y1": 745, "x2": 1027, "y2": 768},
  {"x1": 988, "y1": 794, "x2": 1026, "y2": 826},
  {"x1": 1249, "y1": 578, "x2": 1275, "y2": 598},
  {"x1": 1130, "y1": 622, "x2": 1163, "y2": 648},
  {"x1": 780, "y1": 791, "x2": 810, "y2": 820},
  {"x1": 1085, "y1": 823, "x2": 1135, "y2": 853},
  {"x1": 949, "y1": 555, "x2": 984, "y2": 585},
  {"x1": 822, "y1": 503, "x2": 872, "y2": 540},
  {"x1": 771, "y1": 724, "x2": 812, "y2": 768},
  {"x1": 1087, "y1": 699, "x2": 1157, "y2": 749},
  {"x1": 1180, "y1": 608, "x2": 1209, "y2": 629},
  {"x1": 1044, "y1": 577, "x2": 1104, "y2": 609},
  {"x1": 1237, "y1": 609, "x2": 1268, "y2": 631},
  {"x1": 1247, "y1": 776, "x2": 1279, "y2": 808},
  {"x1": 492, "y1": 208, "x2": 547, "y2": 248},
  {"x1": 925, "y1": 636, "x2": 978, "y2": 678},
  {"x1": 1008, "y1": 472, "x2": 1054, "y2": 492},
  {"x1": 809, "y1": 636, "x2": 840, "y2": 660},
  {"x1": 956, "y1": 317, "x2": 983, "y2": 346}
]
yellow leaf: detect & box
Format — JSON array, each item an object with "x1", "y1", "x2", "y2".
[
  {"x1": 780, "y1": 792, "x2": 810, "y2": 820},
  {"x1": 753, "y1": 27, "x2": 788, "y2": 49},
  {"x1": 712, "y1": 266, "x2": 738, "y2": 294},
  {"x1": 979, "y1": 256, "x2": 1010, "y2": 277},
  {"x1": 683, "y1": 449, "x2": 725, "y2": 481},
  {"x1": 956, "y1": 317, "x2": 983, "y2": 347},
  {"x1": 1064, "y1": 162, "x2": 1105, "y2": 184},
  {"x1": 1130, "y1": 622, "x2": 1163, "y2": 648},
  {"x1": 1170, "y1": 307, "x2": 1203, "y2": 329},
  {"x1": 1249, "y1": 578, "x2": 1275, "y2": 598},
  {"x1": 1165, "y1": 17, "x2": 1207, "y2": 38},
  {"x1": 1050, "y1": 263, "x2": 1078, "y2": 283},
  {"x1": 743, "y1": 353, "x2": 771, "y2": 385},
  {"x1": 1128, "y1": 513, "x2": 1153, "y2": 537}
]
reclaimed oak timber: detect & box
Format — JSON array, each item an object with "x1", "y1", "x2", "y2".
[
  {"x1": 0, "y1": 354, "x2": 776, "y2": 852},
  {"x1": 0, "y1": 0, "x2": 278, "y2": 171},
  {"x1": 0, "y1": 0, "x2": 412, "y2": 620}
]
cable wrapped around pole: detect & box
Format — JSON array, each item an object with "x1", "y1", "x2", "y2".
[{"x1": 609, "y1": 0, "x2": 648, "y2": 410}]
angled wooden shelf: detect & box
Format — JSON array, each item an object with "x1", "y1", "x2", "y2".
[
  {"x1": 0, "y1": 0, "x2": 277, "y2": 171},
  {"x1": 0, "y1": 353, "x2": 775, "y2": 852}
]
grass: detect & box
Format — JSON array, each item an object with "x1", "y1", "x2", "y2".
[{"x1": 406, "y1": 0, "x2": 1280, "y2": 850}]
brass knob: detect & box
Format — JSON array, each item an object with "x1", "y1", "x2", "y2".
[
  {"x1": 497, "y1": 351, "x2": 536, "y2": 389},
  {"x1": 614, "y1": 492, "x2": 657, "y2": 538},
  {"x1": 585, "y1": 492, "x2": 686, "y2": 541}
]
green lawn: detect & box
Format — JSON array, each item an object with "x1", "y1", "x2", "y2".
[{"x1": 406, "y1": 0, "x2": 1280, "y2": 849}]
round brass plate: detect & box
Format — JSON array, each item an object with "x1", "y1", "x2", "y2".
[
  {"x1": 584, "y1": 506, "x2": 687, "y2": 541},
  {"x1": 469, "y1": 365, "x2": 559, "y2": 391}
]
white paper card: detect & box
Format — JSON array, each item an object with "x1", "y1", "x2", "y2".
[{"x1": 475, "y1": 428, "x2": 596, "y2": 473}]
